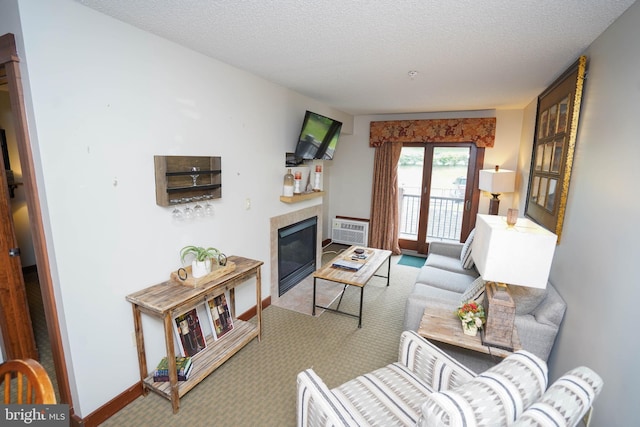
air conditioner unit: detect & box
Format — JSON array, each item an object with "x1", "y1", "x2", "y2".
[{"x1": 332, "y1": 218, "x2": 369, "y2": 246}]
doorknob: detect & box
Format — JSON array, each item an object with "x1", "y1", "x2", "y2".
[
  {"x1": 465, "y1": 200, "x2": 471, "y2": 211},
  {"x1": 9, "y1": 247, "x2": 20, "y2": 257}
]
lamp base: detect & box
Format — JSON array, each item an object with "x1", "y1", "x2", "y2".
[
  {"x1": 481, "y1": 282, "x2": 515, "y2": 351},
  {"x1": 488, "y1": 194, "x2": 500, "y2": 215}
]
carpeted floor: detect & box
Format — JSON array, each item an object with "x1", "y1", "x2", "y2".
[
  {"x1": 397, "y1": 254, "x2": 427, "y2": 268},
  {"x1": 23, "y1": 269, "x2": 60, "y2": 401},
  {"x1": 101, "y1": 246, "x2": 419, "y2": 426}
]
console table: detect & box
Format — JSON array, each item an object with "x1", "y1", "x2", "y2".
[{"x1": 126, "y1": 256, "x2": 263, "y2": 413}]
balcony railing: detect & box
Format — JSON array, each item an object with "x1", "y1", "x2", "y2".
[{"x1": 399, "y1": 190, "x2": 464, "y2": 242}]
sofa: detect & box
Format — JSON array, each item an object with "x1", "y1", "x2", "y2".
[
  {"x1": 297, "y1": 331, "x2": 603, "y2": 427},
  {"x1": 403, "y1": 234, "x2": 567, "y2": 371}
]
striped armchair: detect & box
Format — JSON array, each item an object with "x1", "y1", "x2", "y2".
[{"x1": 296, "y1": 331, "x2": 602, "y2": 427}]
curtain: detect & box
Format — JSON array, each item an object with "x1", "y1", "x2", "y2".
[
  {"x1": 369, "y1": 141, "x2": 403, "y2": 254},
  {"x1": 367, "y1": 118, "x2": 495, "y2": 254}
]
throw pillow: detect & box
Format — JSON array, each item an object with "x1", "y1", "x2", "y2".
[
  {"x1": 510, "y1": 286, "x2": 547, "y2": 315},
  {"x1": 417, "y1": 350, "x2": 548, "y2": 427},
  {"x1": 459, "y1": 228, "x2": 475, "y2": 270},
  {"x1": 460, "y1": 276, "x2": 485, "y2": 304}
]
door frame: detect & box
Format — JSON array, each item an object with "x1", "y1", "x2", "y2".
[
  {"x1": 1, "y1": 33, "x2": 72, "y2": 410},
  {"x1": 398, "y1": 142, "x2": 483, "y2": 253}
]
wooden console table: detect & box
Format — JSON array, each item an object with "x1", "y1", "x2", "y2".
[{"x1": 126, "y1": 256, "x2": 263, "y2": 413}]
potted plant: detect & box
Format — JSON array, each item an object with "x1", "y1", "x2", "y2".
[
  {"x1": 180, "y1": 246, "x2": 221, "y2": 279},
  {"x1": 456, "y1": 301, "x2": 486, "y2": 336}
]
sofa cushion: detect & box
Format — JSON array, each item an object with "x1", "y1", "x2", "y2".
[
  {"x1": 460, "y1": 228, "x2": 476, "y2": 269},
  {"x1": 410, "y1": 282, "x2": 462, "y2": 303},
  {"x1": 424, "y1": 253, "x2": 478, "y2": 276},
  {"x1": 460, "y1": 276, "x2": 486, "y2": 304},
  {"x1": 511, "y1": 286, "x2": 547, "y2": 315},
  {"x1": 416, "y1": 266, "x2": 477, "y2": 293},
  {"x1": 333, "y1": 362, "x2": 433, "y2": 426},
  {"x1": 417, "y1": 350, "x2": 548, "y2": 427}
]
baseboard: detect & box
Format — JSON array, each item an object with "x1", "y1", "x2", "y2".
[
  {"x1": 78, "y1": 297, "x2": 271, "y2": 425},
  {"x1": 75, "y1": 382, "x2": 143, "y2": 427},
  {"x1": 238, "y1": 296, "x2": 271, "y2": 321}
]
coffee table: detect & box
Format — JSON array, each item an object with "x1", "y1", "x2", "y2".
[
  {"x1": 312, "y1": 246, "x2": 392, "y2": 327},
  {"x1": 417, "y1": 305, "x2": 521, "y2": 358}
]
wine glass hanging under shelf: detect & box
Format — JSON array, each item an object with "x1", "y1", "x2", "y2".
[{"x1": 154, "y1": 155, "x2": 222, "y2": 206}]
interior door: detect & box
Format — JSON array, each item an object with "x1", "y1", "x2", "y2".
[
  {"x1": 398, "y1": 143, "x2": 482, "y2": 254},
  {"x1": 0, "y1": 147, "x2": 37, "y2": 360},
  {"x1": 1, "y1": 34, "x2": 70, "y2": 410}
]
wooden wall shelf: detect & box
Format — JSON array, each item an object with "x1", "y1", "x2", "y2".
[
  {"x1": 280, "y1": 191, "x2": 324, "y2": 203},
  {"x1": 154, "y1": 155, "x2": 222, "y2": 206}
]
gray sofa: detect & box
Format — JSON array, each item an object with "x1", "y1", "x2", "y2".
[{"x1": 403, "y1": 237, "x2": 566, "y2": 371}]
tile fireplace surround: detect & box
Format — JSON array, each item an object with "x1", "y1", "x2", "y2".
[{"x1": 269, "y1": 205, "x2": 323, "y2": 307}]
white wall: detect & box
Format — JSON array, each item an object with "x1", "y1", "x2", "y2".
[
  {"x1": 4, "y1": 0, "x2": 352, "y2": 417},
  {"x1": 539, "y1": 3, "x2": 640, "y2": 425},
  {"x1": 329, "y1": 109, "x2": 524, "y2": 225}
]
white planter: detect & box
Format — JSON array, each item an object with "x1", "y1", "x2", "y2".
[
  {"x1": 462, "y1": 321, "x2": 478, "y2": 336},
  {"x1": 192, "y1": 259, "x2": 212, "y2": 278}
]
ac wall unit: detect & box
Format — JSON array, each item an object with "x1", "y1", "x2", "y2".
[{"x1": 331, "y1": 218, "x2": 369, "y2": 246}]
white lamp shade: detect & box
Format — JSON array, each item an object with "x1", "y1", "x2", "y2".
[
  {"x1": 478, "y1": 169, "x2": 516, "y2": 194},
  {"x1": 472, "y1": 214, "x2": 557, "y2": 289}
]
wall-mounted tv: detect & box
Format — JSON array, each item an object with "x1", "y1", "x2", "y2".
[{"x1": 293, "y1": 111, "x2": 342, "y2": 160}]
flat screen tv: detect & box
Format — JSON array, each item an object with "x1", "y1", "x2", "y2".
[{"x1": 294, "y1": 111, "x2": 342, "y2": 160}]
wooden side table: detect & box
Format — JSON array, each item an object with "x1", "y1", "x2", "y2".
[{"x1": 417, "y1": 305, "x2": 521, "y2": 358}]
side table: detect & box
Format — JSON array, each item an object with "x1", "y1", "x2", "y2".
[{"x1": 417, "y1": 305, "x2": 521, "y2": 358}]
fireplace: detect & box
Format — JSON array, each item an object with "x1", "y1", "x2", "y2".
[
  {"x1": 278, "y1": 216, "x2": 317, "y2": 296},
  {"x1": 270, "y1": 205, "x2": 323, "y2": 305}
]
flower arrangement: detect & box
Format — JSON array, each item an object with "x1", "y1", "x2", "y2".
[{"x1": 456, "y1": 301, "x2": 486, "y2": 335}]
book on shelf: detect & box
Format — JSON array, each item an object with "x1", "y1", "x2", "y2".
[
  {"x1": 173, "y1": 306, "x2": 207, "y2": 357},
  {"x1": 206, "y1": 292, "x2": 234, "y2": 340},
  {"x1": 153, "y1": 362, "x2": 194, "y2": 382},
  {"x1": 154, "y1": 356, "x2": 192, "y2": 377}
]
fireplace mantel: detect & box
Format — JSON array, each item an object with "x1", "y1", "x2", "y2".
[{"x1": 280, "y1": 191, "x2": 324, "y2": 203}]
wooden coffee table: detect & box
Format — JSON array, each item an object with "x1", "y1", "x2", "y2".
[
  {"x1": 417, "y1": 305, "x2": 521, "y2": 358},
  {"x1": 312, "y1": 246, "x2": 392, "y2": 327}
]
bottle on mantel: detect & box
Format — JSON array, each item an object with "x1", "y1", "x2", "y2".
[
  {"x1": 283, "y1": 168, "x2": 294, "y2": 197},
  {"x1": 293, "y1": 171, "x2": 303, "y2": 194}
]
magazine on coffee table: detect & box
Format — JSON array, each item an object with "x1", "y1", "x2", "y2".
[{"x1": 331, "y1": 247, "x2": 373, "y2": 271}]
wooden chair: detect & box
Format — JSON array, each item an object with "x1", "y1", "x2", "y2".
[{"x1": 0, "y1": 358, "x2": 56, "y2": 404}]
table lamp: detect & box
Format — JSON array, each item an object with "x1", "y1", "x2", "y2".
[
  {"x1": 472, "y1": 214, "x2": 557, "y2": 350},
  {"x1": 478, "y1": 165, "x2": 516, "y2": 215}
]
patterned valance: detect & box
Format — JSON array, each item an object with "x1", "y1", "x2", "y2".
[{"x1": 369, "y1": 117, "x2": 496, "y2": 147}]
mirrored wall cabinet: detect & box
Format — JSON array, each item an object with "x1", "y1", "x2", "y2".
[{"x1": 154, "y1": 155, "x2": 222, "y2": 206}]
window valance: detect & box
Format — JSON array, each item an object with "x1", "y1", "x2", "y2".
[{"x1": 369, "y1": 117, "x2": 496, "y2": 147}]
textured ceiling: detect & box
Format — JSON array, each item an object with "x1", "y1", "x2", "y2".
[{"x1": 77, "y1": 0, "x2": 635, "y2": 115}]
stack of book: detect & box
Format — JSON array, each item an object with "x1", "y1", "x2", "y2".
[{"x1": 153, "y1": 356, "x2": 193, "y2": 382}]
